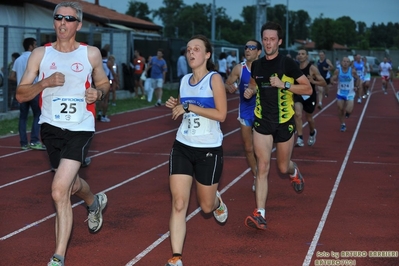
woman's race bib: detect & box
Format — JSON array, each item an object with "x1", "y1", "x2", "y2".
[{"x1": 180, "y1": 113, "x2": 210, "y2": 136}]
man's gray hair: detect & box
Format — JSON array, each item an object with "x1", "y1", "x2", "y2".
[{"x1": 53, "y1": 2, "x2": 83, "y2": 22}]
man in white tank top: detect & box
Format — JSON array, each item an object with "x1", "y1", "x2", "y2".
[{"x1": 15, "y1": 2, "x2": 110, "y2": 266}]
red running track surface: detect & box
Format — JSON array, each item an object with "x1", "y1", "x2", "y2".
[{"x1": 0, "y1": 78, "x2": 398, "y2": 265}]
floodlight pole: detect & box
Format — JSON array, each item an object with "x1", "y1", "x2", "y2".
[
  {"x1": 286, "y1": 0, "x2": 289, "y2": 50},
  {"x1": 211, "y1": 0, "x2": 215, "y2": 42}
]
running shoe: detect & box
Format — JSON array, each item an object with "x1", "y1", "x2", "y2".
[
  {"x1": 21, "y1": 144, "x2": 30, "y2": 150},
  {"x1": 101, "y1": 116, "x2": 111, "y2": 122},
  {"x1": 30, "y1": 142, "x2": 46, "y2": 150},
  {"x1": 81, "y1": 157, "x2": 91, "y2": 168},
  {"x1": 345, "y1": 112, "x2": 350, "y2": 118},
  {"x1": 317, "y1": 102, "x2": 322, "y2": 109},
  {"x1": 252, "y1": 176, "x2": 256, "y2": 192},
  {"x1": 213, "y1": 191, "x2": 228, "y2": 223},
  {"x1": 290, "y1": 163, "x2": 304, "y2": 193},
  {"x1": 87, "y1": 193, "x2": 107, "y2": 233},
  {"x1": 47, "y1": 258, "x2": 63, "y2": 266},
  {"x1": 357, "y1": 97, "x2": 362, "y2": 104},
  {"x1": 244, "y1": 209, "x2": 267, "y2": 230},
  {"x1": 307, "y1": 129, "x2": 317, "y2": 146},
  {"x1": 155, "y1": 102, "x2": 162, "y2": 107},
  {"x1": 165, "y1": 256, "x2": 183, "y2": 266},
  {"x1": 340, "y1": 124, "x2": 346, "y2": 132},
  {"x1": 295, "y1": 137, "x2": 304, "y2": 147}
]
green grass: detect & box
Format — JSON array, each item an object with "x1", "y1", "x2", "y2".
[{"x1": 0, "y1": 89, "x2": 179, "y2": 137}]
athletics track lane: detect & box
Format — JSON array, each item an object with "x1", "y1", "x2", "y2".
[{"x1": 0, "y1": 78, "x2": 398, "y2": 265}]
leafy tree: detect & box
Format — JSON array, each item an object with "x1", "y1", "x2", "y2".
[
  {"x1": 152, "y1": 0, "x2": 185, "y2": 37},
  {"x1": 125, "y1": 1, "x2": 152, "y2": 22},
  {"x1": 311, "y1": 17, "x2": 335, "y2": 50}
]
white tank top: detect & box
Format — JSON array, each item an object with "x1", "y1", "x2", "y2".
[
  {"x1": 38, "y1": 43, "x2": 95, "y2": 131},
  {"x1": 176, "y1": 72, "x2": 223, "y2": 147}
]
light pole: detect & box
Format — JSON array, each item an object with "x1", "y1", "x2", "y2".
[
  {"x1": 211, "y1": 0, "x2": 215, "y2": 42},
  {"x1": 256, "y1": 0, "x2": 270, "y2": 44},
  {"x1": 285, "y1": 0, "x2": 289, "y2": 50}
]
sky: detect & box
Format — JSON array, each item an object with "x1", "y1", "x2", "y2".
[{"x1": 91, "y1": 0, "x2": 398, "y2": 27}]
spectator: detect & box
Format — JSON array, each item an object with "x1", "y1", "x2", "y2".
[
  {"x1": 9, "y1": 37, "x2": 45, "y2": 150},
  {"x1": 148, "y1": 49, "x2": 167, "y2": 106}
]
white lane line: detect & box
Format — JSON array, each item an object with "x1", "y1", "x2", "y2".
[
  {"x1": 125, "y1": 168, "x2": 252, "y2": 265},
  {"x1": 302, "y1": 78, "x2": 374, "y2": 266},
  {"x1": 0, "y1": 162, "x2": 169, "y2": 241},
  {"x1": 0, "y1": 127, "x2": 240, "y2": 241},
  {"x1": 0, "y1": 129, "x2": 177, "y2": 189}
]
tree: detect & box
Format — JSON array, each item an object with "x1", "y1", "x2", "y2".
[
  {"x1": 152, "y1": 0, "x2": 185, "y2": 37},
  {"x1": 311, "y1": 17, "x2": 335, "y2": 50},
  {"x1": 125, "y1": 1, "x2": 152, "y2": 22}
]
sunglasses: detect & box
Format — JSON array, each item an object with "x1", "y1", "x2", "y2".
[
  {"x1": 54, "y1": 14, "x2": 80, "y2": 22},
  {"x1": 245, "y1": 45, "x2": 258, "y2": 51}
]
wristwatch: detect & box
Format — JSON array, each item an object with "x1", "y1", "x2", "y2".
[
  {"x1": 284, "y1": 82, "x2": 291, "y2": 90},
  {"x1": 182, "y1": 102, "x2": 190, "y2": 113}
]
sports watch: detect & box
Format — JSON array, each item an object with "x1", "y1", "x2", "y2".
[
  {"x1": 284, "y1": 82, "x2": 291, "y2": 90},
  {"x1": 182, "y1": 102, "x2": 190, "y2": 113}
]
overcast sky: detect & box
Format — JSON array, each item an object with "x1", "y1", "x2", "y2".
[{"x1": 91, "y1": 0, "x2": 398, "y2": 27}]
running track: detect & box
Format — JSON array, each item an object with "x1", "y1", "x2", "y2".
[{"x1": 1, "y1": 78, "x2": 398, "y2": 266}]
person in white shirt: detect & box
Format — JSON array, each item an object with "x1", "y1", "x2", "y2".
[{"x1": 379, "y1": 57, "x2": 393, "y2": 94}]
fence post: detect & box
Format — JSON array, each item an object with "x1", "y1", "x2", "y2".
[{"x1": 1, "y1": 26, "x2": 9, "y2": 113}]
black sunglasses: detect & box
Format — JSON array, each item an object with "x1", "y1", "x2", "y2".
[
  {"x1": 54, "y1": 14, "x2": 80, "y2": 22},
  {"x1": 245, "y1": 45, "x2": 257, "y2": 51}
]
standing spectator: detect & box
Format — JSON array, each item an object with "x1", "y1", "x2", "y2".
[
  {"x1": 243, "y1": 21, "x2": 311, "y2": 230},
  {"x1": 217, "y1": 52, "x2": 228, "y2": 81},
  {"x1": 149, "y1": 49, "x2": 167, "y2": 106},
  {"x1": 225, "y1": 39, "x2": 262, "y2": 192},
  {"x1": 7, "y1": 52, "x2": 20, "y2": 109},
  {"x1": 316, "y1": 50, "x2": 334, "y2": 108},
  {"x1": 379, "y1": 57, "x2": 393, "y2": 94},
  {"x1": 331, "y1": 57, "x2": 360, "y2": 132},
  {"x1": 9, "y1": 37, "x2": 45, "y2": 150},
  {"x1": 108, "y1": 54, "x2": 119, "y2": 105},
  {"x1": 98, "y1": 48, "x2": 112, "y2": 122},
  {"x1": 294, "y1": 49, "x2": 326, "y2": 147},
  {"x1": 16, "y1": 2, "x2": 110, "y2": 265},
  {"x1": 164, "y1": 34, "x2": 228, "y2": 266},
  {"x1": 226, "y1": 50, "x2": 237, "y2": 74},
  {"x1": 132, "y1": 49, "x2": 146, "y2": 99},
  {"x1": 144, "y1": 55, "x2": 153, "y2": 102},
  {"x1": 177, "y1": 48, "x2": 188, "y2": 87}
]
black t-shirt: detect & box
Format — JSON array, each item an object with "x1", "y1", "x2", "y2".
[{"x1": 251, "y1": 54, "x2": 303, "y2": 124}]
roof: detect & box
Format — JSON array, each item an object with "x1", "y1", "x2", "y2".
[
  {"x1": 29, "y1": 0, "x2": 162, "y2": 31},
  {"x1": 295, "y1": 39, "x2": 349, "y2": 50}
]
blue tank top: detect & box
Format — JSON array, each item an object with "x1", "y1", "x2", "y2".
[
  {"x1": 238, "y1": 62, "x2": 255, "y2": 120},
  {"x1": 353, "y1": 61, "x2": 364, "y2": 79}
]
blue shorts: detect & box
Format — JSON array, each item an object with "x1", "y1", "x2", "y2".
[
  {"x1": 337, "y1": 94, "x2": 354, "y2": 101},
  {"x1": 237, "y1": 117, "x2": 254, "y2": 127}
]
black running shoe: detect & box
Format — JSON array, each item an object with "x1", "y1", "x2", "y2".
[{"x1": 244, "y1": 209, "x2": 267, "y2": 230}]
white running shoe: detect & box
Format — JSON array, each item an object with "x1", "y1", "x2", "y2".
[
  {"x1": 87, "y1": 193, "x2": 107, "y2": 233},
  {"x1": 213, "y1": 191, "x2": 228, "y2": 223},
  {"x1": 296, "y1": 137, "x2": 304, "y2": 147},
  {"x1": 308, "y1": 129, "x2": 317, "y2": 146},
  {"x1": 101, "y1": 116, "x2": 111, "y2": 122}
]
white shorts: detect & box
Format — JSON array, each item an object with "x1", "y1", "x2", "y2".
[{"x1": 152, "y1": 78, "x2": 164, "y2": 89}]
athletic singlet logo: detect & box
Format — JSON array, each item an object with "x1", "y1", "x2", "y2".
[
  {"x1": 71, "y1": 63, "x2": 84, "y2": 72},
  {"x1": 50, "y1": 62, "x2": 57, "y2": 70}
]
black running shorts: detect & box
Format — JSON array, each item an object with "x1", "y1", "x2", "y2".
[
  {"x1": 254, "y1": 116, "x2": 296, "y2": 143},
  {"x1": 169, "y1": 140, "x2": 223, "y2": 186},
  {"x1": 40, "y1": 123, "x2": 94, "y2": 169}
]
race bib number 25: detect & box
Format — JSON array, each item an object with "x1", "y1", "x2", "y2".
[{"x1": 52, "y1": 96, "x2": 85, "y2": 123}]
